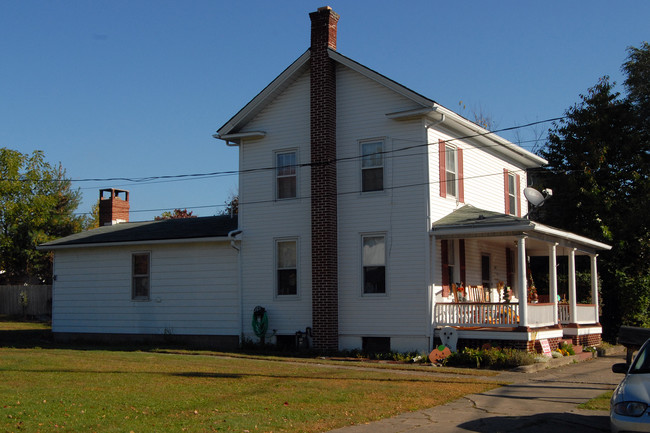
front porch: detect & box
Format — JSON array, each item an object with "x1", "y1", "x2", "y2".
[{"x1": 431, "y1": 206, "x2": 611, "y2": 353}]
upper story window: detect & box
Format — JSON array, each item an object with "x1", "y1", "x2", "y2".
[
  {"x1": 504, "y1": 169, "x2": 520, "y2": 216},
  {"x1": 507, "y1": 174, "x2": 516, "y2": 214},
  {"x1": 445, "y1": 145, "x2": 457, "y2": 197},
  {"x1": 361, "y1": 140, "x2": 384, "y2": 192},
  {"x1": 362, "y1": 234, "x2": 386, "y2": 294},
  {"x1": 439, "y1": 140, "x2": 464, "y2": 202},
  {"x1": 276, "y1": 239, "x2": 298, "y2": 296},
  {"x1": 276, "y1": 151, "x2": 297, "y2": 199},
  {"x1": 132, "y1": 252, "x2": 150, "y2": 301}
]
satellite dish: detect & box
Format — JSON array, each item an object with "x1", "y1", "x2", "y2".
[{"x1": 523, "y1": 187, "x2": 545, "y2": 207}]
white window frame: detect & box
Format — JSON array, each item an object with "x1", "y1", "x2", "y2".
[
  {"x1": 131, "y1": 251, "x2": 151, "y2": 301},
  {"x1": 361, "y1": 233, "x2": 387, "y2": 296},
  {"x1": 507, "y1": 172, "x2": 517, "y2": 216},
  {"x1": 275, "y1": 150, "x2": 298, "y2": 200},
  {"x1": 445, "y1": 144, "x2": 457, "y2": 198},
  {"x1": 275, "y1": 238, "x2": 299, "y2": 298},
  {"x1": 360, "y1": 139, "x2": 384, "y2": 192}
]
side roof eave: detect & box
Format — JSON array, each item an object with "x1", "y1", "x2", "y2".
[{"x1": 38, "y1": 236, "x2": 232, "y2": 251}]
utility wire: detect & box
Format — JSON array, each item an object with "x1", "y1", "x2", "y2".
[{"x1": 1, "y1": 115, "x2": 562, "y2": 186}]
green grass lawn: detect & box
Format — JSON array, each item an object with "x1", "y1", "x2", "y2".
[
  {"x1": 0, "y1": 320, "x2": 501, "y2": 432},
  {"x1": 578, "y1": 390, "x2": 613, "y2": 411}
]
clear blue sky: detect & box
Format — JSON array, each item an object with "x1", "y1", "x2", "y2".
[{"x1": 2, "y1": 0, "x2": 648, "y2": 221}]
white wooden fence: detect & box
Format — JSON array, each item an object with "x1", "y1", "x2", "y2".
[{"x1": 0, "y1": 285, "x2": 52, "y2": 316}]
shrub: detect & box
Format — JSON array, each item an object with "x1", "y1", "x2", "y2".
[{"x1": 444, "y1": 347, "x2": 536, "y2": 369}]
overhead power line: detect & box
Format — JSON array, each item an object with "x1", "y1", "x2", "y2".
[{"x1": 2, "y1": 115, "x2": 563, "y2": 186}]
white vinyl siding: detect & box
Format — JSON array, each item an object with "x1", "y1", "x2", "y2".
[
  {"x1": 236, "y1": 69, "x2": 312, "y2": 338},
  {"x1": 336, "y1": 64, "x2": 431, "y2": 351},
  {"x1": 52, "y1": 242, "x2": 239, "y2": 335},
  {"x1": 428, "y1": 128, "x2": 529, "y2": 222}
]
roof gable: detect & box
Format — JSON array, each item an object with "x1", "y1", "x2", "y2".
[{"x1": 214, "y1": 48, "x2": 546, "y2": 167}]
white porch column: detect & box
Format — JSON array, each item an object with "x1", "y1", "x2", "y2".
[
  {"x1": 568, "y1": 248, "x2": 577, "y2": 323},
  {"x1": 591, "y1": 254, "x2": 599, "y2": 318},
  {"x1": 549, "y1": 243, "x2": 558, "y2": 324},
  {"x1": 517, "y1": 236, "x2": 528, "y2": 327}
]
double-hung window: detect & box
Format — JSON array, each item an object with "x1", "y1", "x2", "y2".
[
  {"x1": 362, "y1": 235, "x2": 386, "y2": 294},
  {"x1": 507, "y1": 173, "x2": 517, "y2": 215},
  {"x1": 361, "y1": 141, "x2": 383, "y2": 192},
  {"x1": 132, "y1": 252, "x2": 150, "y2": 300},
  {"x1": 504, "y1": 169, "x2": 520, "y2": 216},
  {"x1": 276, "y1": 239, "x2": 298, "y2": 296},
  {"x1": 276, "y1": 151, "x2": 297, "y2": 199},
  {"x1": 445, "y1": 145, "x2": 457, "y2": 197}
]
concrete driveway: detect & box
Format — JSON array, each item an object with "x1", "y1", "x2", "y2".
[{"x1": 328, "y1": 354, "x2": 623, "y2": 433}]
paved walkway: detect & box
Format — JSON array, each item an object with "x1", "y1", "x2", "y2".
[{"x1": 327, "y1": 354, "x2": 623, "y2": 433}]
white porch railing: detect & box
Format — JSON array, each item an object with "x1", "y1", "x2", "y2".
[
  {"x1": 576, "y1": 304, "x2": 598, "y2": 324},
  {"x1": 558, "y1": 304, "x2": 570, "y2": 323},
  {"x1": 436, "y1": 302, "x2": 598, "y2": 328},
  {"x1": 434, "y1": 303, "x2": 520, "y2": 328},
  {"x1": 558, "y1": 304, "x2": 598, "y2": 324},
  {"x1": 527, "y1": 303, "x2": 556, "y2": 328}
]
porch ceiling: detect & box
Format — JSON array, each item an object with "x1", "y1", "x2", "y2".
[{"x1": 431, "y1": 205, "x2": 611, "y2": 256}]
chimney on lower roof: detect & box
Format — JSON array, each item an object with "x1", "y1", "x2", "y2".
[{"x1": 98, "y1": 188, "x2": 130, "y2": 226}]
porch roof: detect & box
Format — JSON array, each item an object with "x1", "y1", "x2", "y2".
[{"x1": 431, "y1": 205, "x2": 611, "y2": 255}]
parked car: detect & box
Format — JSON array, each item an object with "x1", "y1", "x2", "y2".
[{"x1": 611, "y1": 338, "x2": 650, "y2": 432}]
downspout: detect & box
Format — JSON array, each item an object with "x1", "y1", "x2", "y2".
[
  {"x1": 228, "y1": 229, "x2": 243, "y2": 343},
  {"x1": 424, "y1": 113, "x2": 445, "y2": 351}
]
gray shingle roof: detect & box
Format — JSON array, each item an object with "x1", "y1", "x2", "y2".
[
  {"x1": 39, "y1": 215, "x2": 238, "y2": 249},
  {"x1": 432, "y1": 205, "x2": 531, "y2": 229}
]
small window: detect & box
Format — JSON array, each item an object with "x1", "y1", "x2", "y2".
[
  {"x1": 362, "y1": 337, "x2": 390, "y2": 353},
  {"x1": 363, "y1": 235, "x2": 386, "y2": 294},
  {"x1": 445, "y1": 145, "x2": 457, "y2": 197},
  {"x1": 132, "y1": 253, "x2": 150, "y2": 300},
  {"x1": 277, "y1": 240, "x2": 297, "y2": 296},
  {"x1": 507, "y1": 173, "x2": 517, "y2": 215},
  {"x1": 276, "y1": 151, "x2": 297, "y2": 199},
  {"x1": 361, "y1": 141, "x2": 383, "y2": 192}
]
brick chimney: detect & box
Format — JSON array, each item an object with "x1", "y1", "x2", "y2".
[
  {"x1": 98, "y1": 188, "x2": 130, "y2": 226},
  {"x1": 309, "y1": 6, "x2": 339, "y2": 351}
]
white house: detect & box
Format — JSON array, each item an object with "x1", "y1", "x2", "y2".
[{"x1": 41, "y1": 7, "x2": 610, "y2": 353}]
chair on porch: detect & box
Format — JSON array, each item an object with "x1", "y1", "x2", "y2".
[
  {"x1": 451, "y1": 283, "x2": 461, "y2": 302},
  {"x1": 467, "y1": 285, "x2": 486, "y2": 303}
]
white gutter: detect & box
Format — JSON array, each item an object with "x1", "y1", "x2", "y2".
[
  {"x1": 213, "y1": 131, "x2": 266, "y2": 147},
  {"x1": 532, "y1": 223, "x2": 612, "y2": 251}
]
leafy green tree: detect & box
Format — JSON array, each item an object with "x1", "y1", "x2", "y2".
[
  {"x1": 534, "y1": 43, "x2": 650, "y2": 334},
  {"x1": 0, "y1": 148, "x2": 87, "y2": 284},
  {"x1": 219, "y1": 193, "x2": 239, "y2": 216},
  {"x1": 155, "y1": 208, "x2": 196, "y2": 220}
]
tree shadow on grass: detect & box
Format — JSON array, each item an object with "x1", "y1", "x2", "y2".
[{"x1": 458, "y1": 412, "x2": 609, "y2": 433}]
